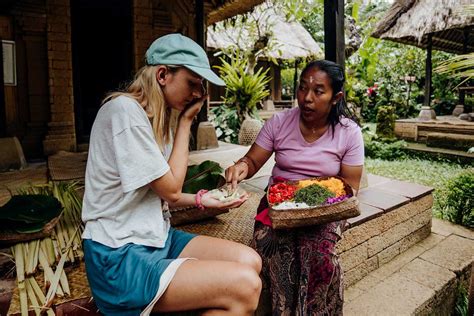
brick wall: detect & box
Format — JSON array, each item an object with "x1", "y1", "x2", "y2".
[
  {"x1": 132, "y1": 0, "x2": 154, "y2": 71},
  {"x1": 42, "y1": 0, "x2": 76, "y2": 155}
]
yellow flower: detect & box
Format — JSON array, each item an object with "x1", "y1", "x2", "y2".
[{"x1": 297, "y1": 177, "x2": 345, "y2": 197}]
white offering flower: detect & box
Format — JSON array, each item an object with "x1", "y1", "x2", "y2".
[
  {"x1": 273, "y1": 201, "x2": 310, "y2": 210},
  {"x1": 208, "y1": 186, "x2": 242, "y2": 202}
]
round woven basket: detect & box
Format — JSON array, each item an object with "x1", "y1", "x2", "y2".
[
  {"x1": 238, "y1": 118, "x2": 263, "y2": 146},
  {"x1": 0, "y1": 213, "x2": 62, "y2": 244},
  {"x1": 268, "y1": 176, "x2": 360, "y2": 229}
]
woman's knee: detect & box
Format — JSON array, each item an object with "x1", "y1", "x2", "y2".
[
  {"x1": 233, "y1": 266, "x2": 262, "y2": 311},
  {"x1": 237, "y1": 247, "x2": 262, "y2": 274}
]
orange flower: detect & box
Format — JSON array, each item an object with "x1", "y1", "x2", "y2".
[{"x1": 297, "y1": 177, "x2": 345, "y2": 197}]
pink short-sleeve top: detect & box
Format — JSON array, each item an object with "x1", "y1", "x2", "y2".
[{"x1": 255, "y1": 107, "x2": 364, "y2": 183}]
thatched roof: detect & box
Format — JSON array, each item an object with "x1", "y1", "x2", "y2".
[
  {"x1": 372, "y1": 0, "x2": 474, "y2": 54},
  {"x1": 208, "y1": 0, "x2": 266, "y2": 25},
  {"x1": 207, "y1": 4, "x2": 322, "y2": 60}
]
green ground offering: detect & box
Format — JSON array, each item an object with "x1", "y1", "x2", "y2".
[{"x1": 294, "y1": 184, "x2": 335, "y2": 206}]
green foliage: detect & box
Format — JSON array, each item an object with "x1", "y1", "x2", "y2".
[
  {"x1": 375, "y1": 106, "x2": 396, "y2": 138},
  {"x1": 343, "y1": 2, "x2": 461, "y2": 121},
  {"x1": 209, "y1": 105, "x2": 240, "y2": 144},
  {"x1": 182, "y1": 161, "x2": 224, "y2": 194},
  {"x1": 294, "y1": 184, "x2": 335, "y2": 206},
  {"x1": 363, "y1": 128, "x2": 407, "y2": 160},
  {"x1": 365, "y1": 157, "x2": 468, "y2": 219},
  {"x1": 453, "y1": 283, "x2": 469, "y2": 316},
  {"x1": 214, "y1": 54, "x2": 270, "y2": 123},
  {"x1": 275, "y1": 0, "x2": 322, "y2": 22},
  {"x1": 300, "y1": 1, "x2": 324, "y2": 43},
  {"x1": 435, "y1": 52, "x2": 474, "y2": 82},
  {"x1": 280, "y1": 66, "x2": 297, "y2": 99},
  {"x1": 0, "y1": 194, "x2": 62, "y2": 233},
  {"x1": 437, "y1": 171, "x2": 474, "y2": 228}
]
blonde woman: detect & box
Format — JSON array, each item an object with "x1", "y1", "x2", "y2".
[{"x1": 82, "y1": 34, "x2": 262, "y2": 316}]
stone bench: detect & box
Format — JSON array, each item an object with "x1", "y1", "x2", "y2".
[{"x1": 338, "y1": 178, "x2": 433, "y2": 287}]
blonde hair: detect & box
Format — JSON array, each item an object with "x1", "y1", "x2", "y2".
[{"x1": 103, "y1": 65, "x2": 178, "y2": 151}]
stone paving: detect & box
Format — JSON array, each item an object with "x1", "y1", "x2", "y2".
[{"x1": 344, "y1": 218, "x2": 474, "y2": 315}]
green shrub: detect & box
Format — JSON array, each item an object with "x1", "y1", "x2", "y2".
[
  {"x1": 438, "y1": 171, "x2": 474, "y2": 228},
  {"x1": 453, "y1": 283, "x2": 469, "y2": 316},
  {"x1": 209, "y1": 105, "x2": 240, "y2": 144},
  {"x1": 363, "y1": 128, "x2": 407, "y2": 160},
  {"x1": 375, "y1": 105, "x2": 396, "y2": 138}
]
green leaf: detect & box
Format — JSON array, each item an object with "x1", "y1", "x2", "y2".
[
  {"x1": 0, "y1": 195, "x2": 62, "y2": 223},
  {"x1": 0, "y1": 194, "x2": 62, "y2": 233},
  {"x1": 183, "y1": 161, "x2": 225, "y2": 194}
]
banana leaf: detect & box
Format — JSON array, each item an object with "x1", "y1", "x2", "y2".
[
  {"x1": 0, "y1": 219, "x2": 51, "y2": 233},
  {"x1": 182, "y1": 160, "x2": 225, "y2": 194},
  {"x1": 0, "y1": 195, "x2": 62, "y2": 233}
]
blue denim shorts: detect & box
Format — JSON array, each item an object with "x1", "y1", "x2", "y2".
[{"x1": 83, "y1": 228, "x2": 196, "y2": 315}]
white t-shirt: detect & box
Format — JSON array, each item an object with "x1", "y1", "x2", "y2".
[{"x1": 82, "y1": 95, "x2": 172, "y2": 248}]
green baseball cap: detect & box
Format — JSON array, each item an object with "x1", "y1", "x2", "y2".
[{"x1": 145, "y1": 33, "x2": 225, "y2": 86}]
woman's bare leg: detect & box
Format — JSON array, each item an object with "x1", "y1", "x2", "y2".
[
  {"x1": 152, "y1": 260, "x2": 261, "y2": 314},
  {"x1": 179, "y1": 235, "x2": 262, "y2": 273},
  {"x1": 152, "y1": 235, "x2": 263, "y2": 314}
]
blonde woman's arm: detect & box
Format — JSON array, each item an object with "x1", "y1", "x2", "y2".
[{"x1": 149, "y1": 97, "x2": 205, "y2": 203}]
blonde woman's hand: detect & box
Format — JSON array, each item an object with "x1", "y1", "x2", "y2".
[
  {"x1": 225, "y1": 161, "x2": 249, "y2": 190},
  {"x1": 201, "y1": 190, "x2": 249, "y2": 210},
  {"x1": 180, "y1": 95, "x2": 207, "y2": 122}
]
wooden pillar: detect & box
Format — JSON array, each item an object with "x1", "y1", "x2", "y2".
[
  {"x1": 423, "y1": 34, "x2": 432, "y2": 108},
  {"x1": 195, "y1": 0, "x2": 207, "y2": 124},
  {"x1": 324, "y1": 0, "x2": 345, "y2": 68},
  {"x1": 459, "y1": 28, "x2": 469, "y2": 106},
  {"x1": 418, "y1": 34, "x2": 436, "y2": 120},
  {"x1": 293, "y1": 59, "x2": 299, "y2": 100},
  {"x1": 0, "y1": 38, "x2": 6, "y2": 137},
  {"x1": 194, "y1": 0, "x2": 218, "y2": 150}
]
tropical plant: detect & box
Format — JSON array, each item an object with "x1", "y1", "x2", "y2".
[
  {"x1": 436, "y1": 53, "x2": 474, "y2": 83},
  {"x1": 214, "y1": 54, "x2": 271, "y2": 123}
]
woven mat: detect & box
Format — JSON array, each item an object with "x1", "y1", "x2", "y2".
[
  {"x1": 8, "y1": 262, "x2": 91, "y2": 315},
  {"x1": 7, "y1": 193, "x2": 264, "y2": 314},
  {"x1": 48, "y1": 151, "x2": 88, "y2": 182},
  {"x1": 179, "y1": 192, "x2": 264, "y2": 245},
  {"x1": 0, "y1": 167, "x2": 48, "y2": 206}
]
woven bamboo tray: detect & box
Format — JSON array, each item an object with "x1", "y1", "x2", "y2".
[
  {"x1": 0, "y1": 214, "x2": 61, "y2": 244},
  {"x1": 268, "y1": 176, "x2": 360, "y2": 229}
]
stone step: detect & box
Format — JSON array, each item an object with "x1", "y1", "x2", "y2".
[
  {"x1": 344, "y1": 218, "x2": 474, "y2": 315},
  {"x1": 426, "y1": 132, "x2": 474, "y2": 151}
]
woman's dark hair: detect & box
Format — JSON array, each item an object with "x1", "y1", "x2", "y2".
[{"x1": 300, "y1": 60, "x2": 359, "y2": 135}]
